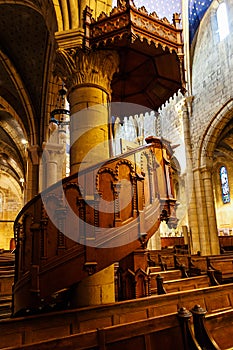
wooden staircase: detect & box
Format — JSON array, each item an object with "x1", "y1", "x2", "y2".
[{"x1": 13, "y1": 137, "x2": 177, "y2": 316}]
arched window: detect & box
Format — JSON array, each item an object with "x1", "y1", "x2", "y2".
[
  {"x1": 220, "y1": 166, "x2": 230, "y2": 204},
  {"x1": 217, "y1": 2, "x2": 229, "y2": 41}
]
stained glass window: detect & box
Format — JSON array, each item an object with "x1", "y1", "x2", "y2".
[{"x1": 220, "y1": 166, "x2": 230, "y2": 204}]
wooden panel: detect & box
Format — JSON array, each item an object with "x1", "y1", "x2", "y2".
[
  {"x1": 205, "y1": 292, "x2": 232, "y2": 312},
  {"x1": 163, "y1": 276, "x2": 210, "y2": 293},
  {"x1": 161, "y1": 237, "x2": 184, "y2": 248},
  {"x1": 79, "y1": 316, "x2": 113, "y2": 332},
  {"x1": 0, "y1": 275, "x2": 14, "y2": 296},
  {"x1": 206, "y1": 310, "x2": 233, "y2": 349}
]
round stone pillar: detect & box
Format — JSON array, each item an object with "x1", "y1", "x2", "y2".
[
  {"x1": 201, "y1": 166, "x2": 220, "y2": 254},
  {"x1": 69, "y1": 86, "x2": 110, "y2": 173},
  {"x1": 55, "y1": 48, "x2": 119, "y2": 306},
  {"x1": 56, "y1": 49, "x2": 119, "y2": 174}
]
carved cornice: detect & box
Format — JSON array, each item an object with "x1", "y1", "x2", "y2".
[
  {"x1": 55, "y1": 49, "x2": 119, "y2": 93},
  {"x1": 85, "y1": 2, "x2": 183, "y2": 54}
]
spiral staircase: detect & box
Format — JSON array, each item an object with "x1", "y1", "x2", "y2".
[{"x1": 13, "y1": 137, "x2": 177, "y2": 315}]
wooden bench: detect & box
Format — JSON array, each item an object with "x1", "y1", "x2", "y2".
[
  {"x1": 188, "y1": 256, "x2": 208, "y2": 275},
  {"x1": 147, "y1": 249, "x2": 174, "y2": 267},
  {"x1": 0, "y1": 295, "x2": 12, "y2": 319},
  {"x1": 1, "y1": 283, "x2": 233, "y2": 349},
  {"x1": 0, "y1": 274, "x2": 14, "y2": 297},
  {"x1": 149, "y1": 269, "x2": 183, "y2": 294},
  {"x1": 159, "y1": 253, "x2": 189, "y2": 276},
  {"x1": 189, "y1": 304, "x2": 221, "y2": 350},
  {"x1": 0, "y1": 266, "x2": 15, "y2": 275},
  {"x1": 158, "y1": 253, "x2": 176, "y2": 270},
  {"x1": 2, "y1": 309, "x2": 201, "y2": 350},
  {"x1": 207, "y1": 256, "x2": 233, "y2": 283},
  {"x1": 205, "y1": 308, "x2": 233, "y2": 349},
  {"x1": 157, "y1": 274, "x2": 214, "y2": 294},
  {"x1": 0, "y1": 251, "x2": 15, "y2": 266}
]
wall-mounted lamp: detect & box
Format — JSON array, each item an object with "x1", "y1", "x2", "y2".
[{"x1": 49, "y1": 85, "x2": 70, "y2": 137}]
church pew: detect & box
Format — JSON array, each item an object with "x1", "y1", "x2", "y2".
[
  {"x1": 0, "y1": 274, "x2": 14, "y2": 297},
  {"x1": 188, "y1": 256, "x2": 208, "y2": 275},
  {"x1": 0, "y1": 274, "x2": 14, "y2": 319},
  {"x1": 0, "y1": 295, "x2": 12, "y2": 319},
  {"x1": 1, "y1": 283, "x2": 233, "y2": 349},
  {"x1": 174, "y1": 254, "x2": 190, "y2": 269},
  {"x1": 205, "y1": 309, "x2": 233, "y2": 349},
  {"x1": 207, "y1": 256, "x2": 233, "y2": 283},
  {"x1": 147, "y1": 249, "x2": 174, "y2": 267},
  {"x1": 149, "y1": 269, "x2": 183, "y2": 294},
  {"x1": 156, "y1": 274, "x2": 213, "y2": 294},
  {"x1": 159, "y1": 253, "x2": 176, "y2": 270},
  {"x1": 1, "y1": 309, "x2": 201, "y2": 350},
  {"x1": 0, "y1": 251, "x2": 15, "y2": 266},
  {"x1": 0, "y1": 266, "x2": 15, "y2": 274}
]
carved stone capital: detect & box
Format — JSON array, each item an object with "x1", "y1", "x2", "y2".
[
  {"x1": 27, "y1": 145, "x2": 41, "y2": 165},
  {"x1": 55, "y1": 48, "x2": 119, "y2": 94}
]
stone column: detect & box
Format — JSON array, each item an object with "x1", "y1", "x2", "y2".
[
  {"x1": 56, "y1": 48, "x2": 119, "y2": 173},
  {"x1": 26, "y1": 145, "x2": 41, "y2": 202},
  {"x1": 182, "y1": 97, "x2": 201, "y2": 253},
  {"x1": 55, "y1": 48, "x2": 119, "y2": 307},
  {"x1": 42, "y1": 141, "x2": 66, "y2": 188},
  {"x1": 193, "y1": 167, "x2": 210, "y2": 255},
  {"x1": 201, "y1": 166, "x2": 220, "y2": 254}
]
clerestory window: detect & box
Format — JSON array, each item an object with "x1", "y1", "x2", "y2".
[{"x1": 216, "y1": 2, "x2": 229, "y2": 41}]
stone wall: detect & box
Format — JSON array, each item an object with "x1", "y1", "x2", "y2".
[{"x1": 191, "y1": 0, "x2": 233, "y2": 165}]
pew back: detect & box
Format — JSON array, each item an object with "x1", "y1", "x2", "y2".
[
  {"x1": 205, "y1": 309, "x2": 233, "y2": 349},
  {"x1": 162, "y1": 275, "x2": 211, "y2": 294},
  {"x1": 208, "y1": 256, "x2": 233, "y2": 283},
  {"x1": 150, "y1": 269, "x2": 182, "y2": 294},
  {"x1": 1, "y1": 312, "x2": 200, "y2": 350},
  {"x1": 1, "y1": 284, "x2": 233, "y2": 349}
]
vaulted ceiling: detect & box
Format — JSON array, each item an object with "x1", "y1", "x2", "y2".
[{"x1": 0, "y1": 1, "x2": 57, "y2": 184}]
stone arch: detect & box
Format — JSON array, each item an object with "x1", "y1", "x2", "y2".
[
  {"x1": 0, "y1": 50, "x2": 37, "y2": 146},
  {"x1": 191, "y1": 99, "x2": 233, "y2": 255},
  {"x1": 198, "y1": 99, "x2": 233, "y2": 169},
  {"x1": 52, "y1": 0, "x2": 113, "y2": 32}
]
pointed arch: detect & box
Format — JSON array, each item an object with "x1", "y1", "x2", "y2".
[{"x1": 198, "y1": 99, "x2": 233, "y2": 169}]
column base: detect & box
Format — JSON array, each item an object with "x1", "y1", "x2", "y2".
[{"x1": 69, "y1": 264, "x2": 115, "y2": 307}]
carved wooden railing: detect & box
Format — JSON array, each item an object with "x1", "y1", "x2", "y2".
[{"x1": 13, "y1": 137, "x2": 177, "y2": 315}]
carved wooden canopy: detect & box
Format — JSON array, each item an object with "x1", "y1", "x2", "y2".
[{"x1": 84, "y1": 0, "x2": 186, "y2": 112}]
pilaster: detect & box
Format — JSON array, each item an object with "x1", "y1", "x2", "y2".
[
  {"x1": 181, "y1": 96, "x2": 201, "y2": 253},
  {"x1": 26, "y1": 145, "x2": 41, "y2": 201},
  {"x1": 42, "y1": 141, "x2": 66, "y2": 188}
]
